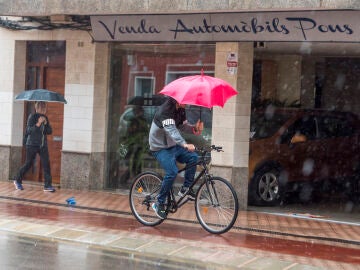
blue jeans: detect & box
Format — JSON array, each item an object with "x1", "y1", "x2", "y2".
[{"x1": 152, "y1": 145, "x2": 198, "y2": 205}]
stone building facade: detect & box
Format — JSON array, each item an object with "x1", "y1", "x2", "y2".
[{"x1": 0, "y1": 1, "x2": 359, "y2": 209}]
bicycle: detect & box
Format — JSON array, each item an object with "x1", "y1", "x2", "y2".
[{"x1": 129, "y1": 145, "x2": 239, "y2": 234}]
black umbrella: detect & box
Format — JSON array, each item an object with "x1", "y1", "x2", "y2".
[
  {"x1": 127, "y1": 95, "x2": 166, "y2": 106},
  {"x1": 15, "y1": 89, "x2": 67, "y2": 104}
]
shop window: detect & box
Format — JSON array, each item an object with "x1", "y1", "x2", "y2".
[
  {"x1": 250, "y1": 43, "x2": 360, "y2": 214},
  {"x1": 106, "y1": 43, "x2": 215, "y2": 190}
]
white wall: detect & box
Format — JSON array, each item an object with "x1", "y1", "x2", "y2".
[
  {"x1": 62, "y1": 83, "x2": 94, "y2": 152},
  {"x1": 0, "y1": 36, "x2": 16, "y2": 146},
  {"x1": 0, "y1": 32, "x2": 28, "y2": 147},
  {"x1": 62, "y1": 38, "x2": 108, "y2": 153}
]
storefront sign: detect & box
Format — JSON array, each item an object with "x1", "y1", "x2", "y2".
[
  {"x1": 227, "y1": 52, "x2": 238, "y2": 75},
  {"x1": 91, "y1": 10, "x2": 359, "y2": 42}
]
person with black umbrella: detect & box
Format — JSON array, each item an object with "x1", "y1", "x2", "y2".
[{"x1": 13, "y1": 101, "x2": 55, "y2": 192}]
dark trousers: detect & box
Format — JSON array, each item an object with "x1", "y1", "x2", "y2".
[
  {"x1": 15, "y1": 145, "x2": 52, "y2": 187},
  {"x1": 152, "y1": 145, "x2": 198, "y2": 205}
]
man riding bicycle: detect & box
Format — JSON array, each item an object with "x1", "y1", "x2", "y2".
[{"x1": 149, "y1": 97, "x2": 203, "y2": 219}]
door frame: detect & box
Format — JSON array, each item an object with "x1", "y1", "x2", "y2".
[{"x1": 22, "y1": 41, "x2": 66, "y2": 184}]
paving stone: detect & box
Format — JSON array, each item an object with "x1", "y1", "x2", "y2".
[
  {"x1": 205, "y1": 251, "x2": 257, "y2": 267},
  {"x1": 289, "y1": 264, "x2": 325, "y2": 270},
  {"x1": 137, "y1": 240, "x2": 186, "y2": 255},
  {"x1": 76, "y1": 232, "x2": 120, "y2": 245},
  {"x1": 0, "y1": 220, "x2": 37, "y2": 232},
  {"x1": 48, "y1": 228, "x2": 88, "y2": 240},
  {"x1": 19, "y1": 224, "x2": 63, "y2": 236},
  {"x1": 243, "y1": 257, "x2": 294, "y2": 269},
  {"x1": 0, "y1": 219, "x2": 13, "y2": 226},
  {"x1": 108, "y1": 237, "x2": 151, "y2": 250},
  {"x1": 171, "y1": 245, "x2": 217, "y2": 261},
  {"x1": 0, "y1": 219, "x2": 13, "y2": 228}
]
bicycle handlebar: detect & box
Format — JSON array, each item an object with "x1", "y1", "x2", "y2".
[
  {"x1": 196, "y1": 145, "x2": 223, "y2": 153},
  {"x1": 211, "y1": 145, "x2": 223, "y2": 152}
]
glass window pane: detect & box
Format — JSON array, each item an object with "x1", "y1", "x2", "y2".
[{"x1": 106, "y1": 43, "x2": 215, "y2": 190}]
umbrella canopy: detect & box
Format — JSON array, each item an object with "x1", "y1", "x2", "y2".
[
  {"x1": 159, "y1": 71, "x2": 238, "y2": 108},
  {"x1": 15, "y1": 89, "x2": 67, "y2": 104},
  {"x1": 127, "y1": 95, "x2": 166, "y2": 106}
]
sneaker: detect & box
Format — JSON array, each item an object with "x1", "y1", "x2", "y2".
[
  {"x1": 151, "y1": 202, "x2": 167, "y2": 219},
  {"x1": 44, "y1": 186, "x2": 56, "y2": 192},
  {"x1": 14, "y1": 180, "x2": 24, "y2": 190},
  {"x1": 178, "y1": 186, "x2": 196, "y2": 200}
]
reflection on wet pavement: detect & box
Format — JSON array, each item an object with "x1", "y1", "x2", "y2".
[
  {"x1": 0, "y1": 232, "x2": 206, "y2": 270},
  {"x1": 0, "y1": 181, "x2": 359, "y2": 269},
  {"x1": 0, "y1": 200, "x2": 359, "y2": 269}
]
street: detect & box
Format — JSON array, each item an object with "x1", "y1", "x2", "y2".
[
  {"x1": 0, "y1": 232, "x2": 205, "y2": 270},
  {"x1": 0, "y1": 182, "x2": 358, "y2": 270}
]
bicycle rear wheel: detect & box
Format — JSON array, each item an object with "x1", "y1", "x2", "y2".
[
  {"x1": 195, "y1": 177, "x2": 238, "y2": 234},
  {"x1": 129, "y1": 171, "x2": 164, "y2": 226}
]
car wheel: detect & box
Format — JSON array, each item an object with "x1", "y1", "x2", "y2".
[{"x1": 249, "y1": 166, "x2": 284, "y2": 206}]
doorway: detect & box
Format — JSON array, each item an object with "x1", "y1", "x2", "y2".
[{"x1": 22, "y1": 41, "x2": 66, "y2": 185}]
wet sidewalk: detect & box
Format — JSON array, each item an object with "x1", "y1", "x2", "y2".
[{"x1": 0, "y1": 181, "x2": 359, "y2": 270}]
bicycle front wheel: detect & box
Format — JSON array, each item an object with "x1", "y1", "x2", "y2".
[
  {"x1": 129, "y1": 172, "x2": 164, "y2": 226},
  {"x1": 195, "y1": 177, "x2": 238, "y2": 234}
]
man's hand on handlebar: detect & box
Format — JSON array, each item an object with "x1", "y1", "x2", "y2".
[
  {"x1": 196, "y1": 145, "x2": 223, "y2": 153},
  {"x1": 183, "y1": 143, "x2": 196, "y2": 152}
]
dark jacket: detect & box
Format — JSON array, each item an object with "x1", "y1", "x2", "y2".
[
  {"x1": 23, "y1": 113, "x2": 52, "y2": 147},
  {"x1": 149, "y1": 97, "x2": 193, "y2": 151}
]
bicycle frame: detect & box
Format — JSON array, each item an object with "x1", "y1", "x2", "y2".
[
  {"x1": 166, "y1": 151, "x2": 212, "y2": 213},
  {"x1": 130, "y1": 145, "x2": 238, "y2": 234}
]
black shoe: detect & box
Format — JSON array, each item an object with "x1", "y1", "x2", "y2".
[
  {"x1": 14, "y1": 180, "x2": 24, "y2": 190},
  {"x1": 178, "y1": 186, "x2": 196, "y2": 200},
  {"x1": 151, "y1": 202, "x2": 167, "y2": 219},
  {"x1": 44, "y1": 186, "x2": 56, "y2": 192}
]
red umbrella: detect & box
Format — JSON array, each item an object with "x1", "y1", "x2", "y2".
[{"x1": 159, "y1": 70, "x2": 238, "y2": 108}]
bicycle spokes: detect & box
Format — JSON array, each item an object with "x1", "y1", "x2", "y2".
[
  {"x1": 195, "y1": 177, "x2": 238, "y2": 234},
  {"x1": 129, "y1": 172, "x2": 164, "y2": 226}
]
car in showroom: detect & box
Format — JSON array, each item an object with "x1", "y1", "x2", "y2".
[{"x1": 248, "y1": 106, "x2": 360, "y2": 206}]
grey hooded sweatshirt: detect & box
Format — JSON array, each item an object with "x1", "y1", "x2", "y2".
[{"x1": 149, "y1": 97, "x2": 194, "y2": 152}]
